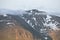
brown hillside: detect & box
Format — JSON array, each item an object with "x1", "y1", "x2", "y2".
[
  {"x1": 49, "y1": 30, "x2": 60, "y2": 40},
  {"x1": 0, "y1": 24, "x2": 34, "y2": 40}
]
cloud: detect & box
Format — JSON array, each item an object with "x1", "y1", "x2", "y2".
[{"x1": 0, "y1": 0, "x2": 60, "y2": 12}]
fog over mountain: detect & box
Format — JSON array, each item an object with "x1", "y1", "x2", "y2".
[
  {"x1": 0, "y1": 9, "x2": 60, "y2": 17},
  {"x1": 0, "y1": 0, "x2": 60, "y2": 11},
  {"x1": 0, "y1": 0, "x2": 60, "y2": 16}
]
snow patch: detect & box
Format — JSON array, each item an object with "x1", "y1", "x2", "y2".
[
  {"x1": 6, "y1": 22, "x2": 15, "y2": 25},
  {"x1": 32, "y1": 25, "x2": 34, "y2": 28},
  {"x1": 32, "y1": 17, "x2": 36, "y2": 21},
  {"x1": 27, "y1": 20, "x2": 30, "y2": 24},
  {"x1": 3, "y1": 14, "x2": 7, "y2": 17},
  {"x1": 43, "y1": 15, "x2": 60, "y2": 30},
  {"x1": 46, "y1": 15, "x2": 52, "y2": 19}
]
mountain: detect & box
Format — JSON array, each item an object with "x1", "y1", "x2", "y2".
[
  {"x1": 0, "y1": 14, "x2": 42, "y2": 40},
  {"x1": 0, "y1": 9, "x2": 60, "y2": 40},
  {"x1": 22, "y1": 9, "x2": 60, "y2": 30},
  {"x1": 21, "y1": 9, "x2": 60, "y2": 40},
  {"x1": 0, "y1": 14, "x2": 48, "y2": 40}
]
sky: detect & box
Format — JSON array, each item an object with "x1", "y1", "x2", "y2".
[{"x1": 0, "y1": 0, "x2": 60, "y2": 12}]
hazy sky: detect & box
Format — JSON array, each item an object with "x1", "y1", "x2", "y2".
[{"x1": 0, "y1": 0, "x2": 60, "y2": 11}]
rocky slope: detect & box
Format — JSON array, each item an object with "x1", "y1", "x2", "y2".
[{"x1": 21, "y1": 9, "x2": 60, "y2": 40}]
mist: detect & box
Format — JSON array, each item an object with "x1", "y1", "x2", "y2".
[{"x1": 0, "y1": 0, "x2": 60, "y2": 16}]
